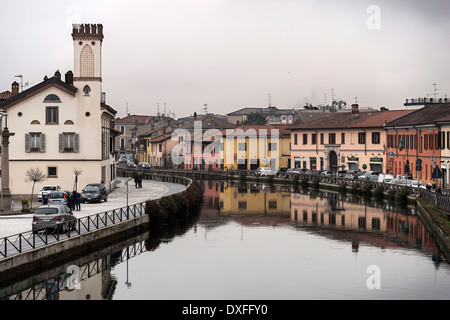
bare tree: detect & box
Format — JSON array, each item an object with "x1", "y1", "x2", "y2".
[
  {"x1": 73, "y1": 169, "x2": 82, "y2": 191},
  {"x1": 25, "y1": 167, "x2": 46, "y2": 209}
]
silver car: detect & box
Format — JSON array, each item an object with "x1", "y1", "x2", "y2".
[{"x1": 32, "y1": 204, "x2": 76, "y2": 234}]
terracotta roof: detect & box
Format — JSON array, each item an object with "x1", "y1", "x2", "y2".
[
  {"x1": 350, "y1": 110, "x2": 413, "y2": 128},
  {"x1": 385, "y1": 103, "x2": 450, "y2": 127},
  {"x1": 0, "y1": 91, "x2": 12, "y2": 101},
  {"x1": 115, "y1": 115, "x2": 157, "y2": 125},
  {"x1": 179, "y1": 114, "x2": 235, "y2": 130},
  {"x1": 216, "y1": 124, "x2": 292, "y2": 137},
  {"x1": 289, "y1": 109, "x2": 413, "y2": 130},
  {"x1": 151, "y1": 132, "x2": 172, "y2": 143},
  {"x1": 0, "y1": 76, "x2": 78, "y2": 110}
]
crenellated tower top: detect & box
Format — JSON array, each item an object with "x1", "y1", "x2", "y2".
[{"x1": 72, "y1": 24, "x2": 104, "y2": 42}]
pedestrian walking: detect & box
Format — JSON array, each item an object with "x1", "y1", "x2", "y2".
[
  {"x1": 138, "y1": 174, "x2": 143, "y2": 188},
  {"x1": 134, "y1": 174, "x2": 139, "y2": 188}
]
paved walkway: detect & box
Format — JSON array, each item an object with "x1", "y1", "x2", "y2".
[{"x1": 0, "y1": 177, "x2": 187, "y2": 239}]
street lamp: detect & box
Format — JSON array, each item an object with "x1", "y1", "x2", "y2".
[{"x1": 0, "y1": 112, "x2": 8, "y2": 213}]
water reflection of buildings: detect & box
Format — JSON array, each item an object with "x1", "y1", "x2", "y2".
[
  {"x1": 202, "y1": 180, "x2": 443, "y2": 257},
  {"x1": 291, "y1": 190, "x2": 441, "y2": 255}
]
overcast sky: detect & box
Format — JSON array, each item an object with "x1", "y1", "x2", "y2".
[{"x1": 1, "y1": 0, "x2": 449, "y2": 118}]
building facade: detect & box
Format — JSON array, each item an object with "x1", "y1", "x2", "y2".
[
  {"x1": 0, "y1": 24, "x2": 119, "y2": 198},
  {"x1": 290, "y1": 106, "x2": 412, "y2": 173},
  {"x1": 385, "y1": 103, "x2": 450, "y2": 186}
]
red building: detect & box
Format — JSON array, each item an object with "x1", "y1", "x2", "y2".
[{"x1": 384, "y1": 104, "x2": 449, "y2": 185}]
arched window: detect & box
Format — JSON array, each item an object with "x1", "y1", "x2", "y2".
[
  {"x1": 83, "y1": 85, "x2": 91, "y2": 95},
  {"x1": 44, "y1": 94, "x2": 61, "y2": 102},
  {"x1": 80, "y1": 44, "x2": 94, "y2": 77}
]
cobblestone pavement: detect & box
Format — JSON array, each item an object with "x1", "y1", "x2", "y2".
[{"x1": 0, "y1": 177, "x2": 187, "y2": 239}]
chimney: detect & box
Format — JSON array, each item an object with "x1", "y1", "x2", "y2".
[
  {"x1": 194, "y1": 112, "x2": 197, "y2": 120},
  {"x1": 11, "y1": 81, "x2": 19, "y2": 96},
  {"x1": 65, "y1": 71, "x2": 74, "y2": 86},
  {"x1": 351, "y1": 104, "x2": 359, "y2": 114},
  {"x1": 54, "y1": 70, "x2": 61, "y2": 80}
]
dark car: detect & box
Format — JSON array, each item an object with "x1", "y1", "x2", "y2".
[{"x1": 81, "y1": 183, "x2": 108, "y2": 203}]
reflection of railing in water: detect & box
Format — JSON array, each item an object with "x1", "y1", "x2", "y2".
[{"x1": 6, "y1": 239, "x2": 148, "y2": 300}]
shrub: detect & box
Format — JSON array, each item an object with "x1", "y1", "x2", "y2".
[
  {"x1": 160, "y1": 196, "x2": 178, "y2": 217},
  {"x1": 172, "y1": 193, "x2": 189, "y2": 216},
  {"x1": 145, "y1": 200, "x2": 167, "y2": 223}
]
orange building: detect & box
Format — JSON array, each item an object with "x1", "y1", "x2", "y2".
[{"x1": 384, "y1": 103, "x2": 450, "y2": 186}]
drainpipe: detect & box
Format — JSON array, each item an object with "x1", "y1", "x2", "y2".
[
  {"x1": 313, "y1": 130, "x2": 318, "y2": 154},
  {"x1": 362, "y1": 128, "x2": 367, "y2": 155}
]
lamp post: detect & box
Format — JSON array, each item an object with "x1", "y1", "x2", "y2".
[{"x1": 0, "y1": 112, "x2": 7, "y2": 213}]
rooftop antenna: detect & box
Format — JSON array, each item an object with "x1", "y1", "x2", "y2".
[
  {"x1": 126, "y1": 102, "x2": 129, "y2": 116},
  {"x1": 203, "y1": 104, "x2": 208, "y2": 114},
  {"x1": 156, "y1": 103, "x2": 160, "y2": 117},
  {"x1": 430, "y1": 83, "x2": 442, "y2": 100},
  {"x1": 268, "y1": 93, "x2": 272, "y2": 107}
]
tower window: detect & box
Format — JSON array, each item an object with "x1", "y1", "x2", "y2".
[
  {"x1": 83, "y1": 85, "x2": 91, "y2": 95},
  {"x1": 80, "y1": 44, "x2": 94, "y2": 77}
]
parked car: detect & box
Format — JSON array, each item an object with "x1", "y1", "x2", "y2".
[
  {"x1": 32, "y1": 204, "x2": 76, "y2": 234},
  {"x1": 38, "y1": 185, "x2": 61, "y2": 202},
  {"x1": 358, "y1": 171, "x2": 373, "y2": 179},
  {"x1": 254, "y1": 167, "x2": 277, "y2": 177},
  {"x1": 337, "y1": 170, "x2": 348, "y2": 177},
  {"x1": 47, "y1": 191, "x2": 71, "y2": 206},
  {"x1": 126, "y1": 160, "x2": 137, "y2": 168},
  {"x1": 138, "y1": 162, "x2": 150, "y2": 169},
  {"x1": 407, "y1": 180, "x2": 426, "y2": 189},
  {"x1": 367, "y1": 175, "x2": 379, "y2": 181},
  {"x1": 378, "y1": 174, "x2": 394, "y2": 183},
  {"x1": 81, "y1": 183, "x2": 108, "y2": 203}
]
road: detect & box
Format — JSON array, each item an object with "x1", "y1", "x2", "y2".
[{"x1": 0, "y1": 177, "x2": 187, "y2": 240}]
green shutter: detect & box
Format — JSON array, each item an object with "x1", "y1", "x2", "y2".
[
  {"x1": 74, "y1": 134, "x2": 79, "y2": 153},
  {"x1": 40, "y1": 134, "x2": 46, "y2": 152},
  {"x1": 25, "y1": 133, "x2": 30, "y2": 153}
]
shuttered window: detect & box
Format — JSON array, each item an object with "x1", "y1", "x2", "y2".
[
  {"x1": 59, "y1": 133, "x2": 79, "y2": 153},
  {"x1": 25, "y1": 133, "x2": 46, "y2": 152}
]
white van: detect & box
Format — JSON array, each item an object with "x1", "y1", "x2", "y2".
[
  {"x1": 378, "y1": 174, "x2": 393, "y2": 183},
  {"x1": 255, "y1": 167, "x2": 277, "y2": 176}
]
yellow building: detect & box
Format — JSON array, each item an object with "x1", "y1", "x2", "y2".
[
  {"x1": 219, "y1": 181, "x2": 291, "y2": 216},
  {"x1": 220, "y1": 124, "x2": 291, "y2": 170}
]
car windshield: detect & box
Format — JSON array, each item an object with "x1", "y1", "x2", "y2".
[
  {"x1": 85, "y1": 185, "x2": 100, "y2": 192},
  {"x1": 35, "y1": 207, "x2": 58, "y2": 215},
  {"x1": 43, "y1": 186, "x2": 56, "y2": 191}
]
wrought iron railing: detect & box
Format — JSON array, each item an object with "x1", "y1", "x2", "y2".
[{"x1": 0, "y1": 202, "x2": 147, "y2": 259}]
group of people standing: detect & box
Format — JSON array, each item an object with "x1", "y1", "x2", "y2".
[
  {"x1": 68, "y1": 191, "x2": 82, "y2": 211},
  {"x1": 134, "y1": 173, "x2": 143, "y2": 188}
]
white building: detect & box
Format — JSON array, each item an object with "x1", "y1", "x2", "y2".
[{"x1": 0, "y1": 24, "x2": 120, "y2": 199}]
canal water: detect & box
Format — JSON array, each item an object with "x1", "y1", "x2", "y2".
[{"x1": 2, "y1": 180, "x2": 450, "y2": 301}]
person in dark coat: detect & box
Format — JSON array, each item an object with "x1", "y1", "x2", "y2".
[
  {"x1": 68, "y1": 192, "x2": 75, "y2": 211},
  {"x1": 74, "y1": 191, "x2": 81, "y2": 211}
]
